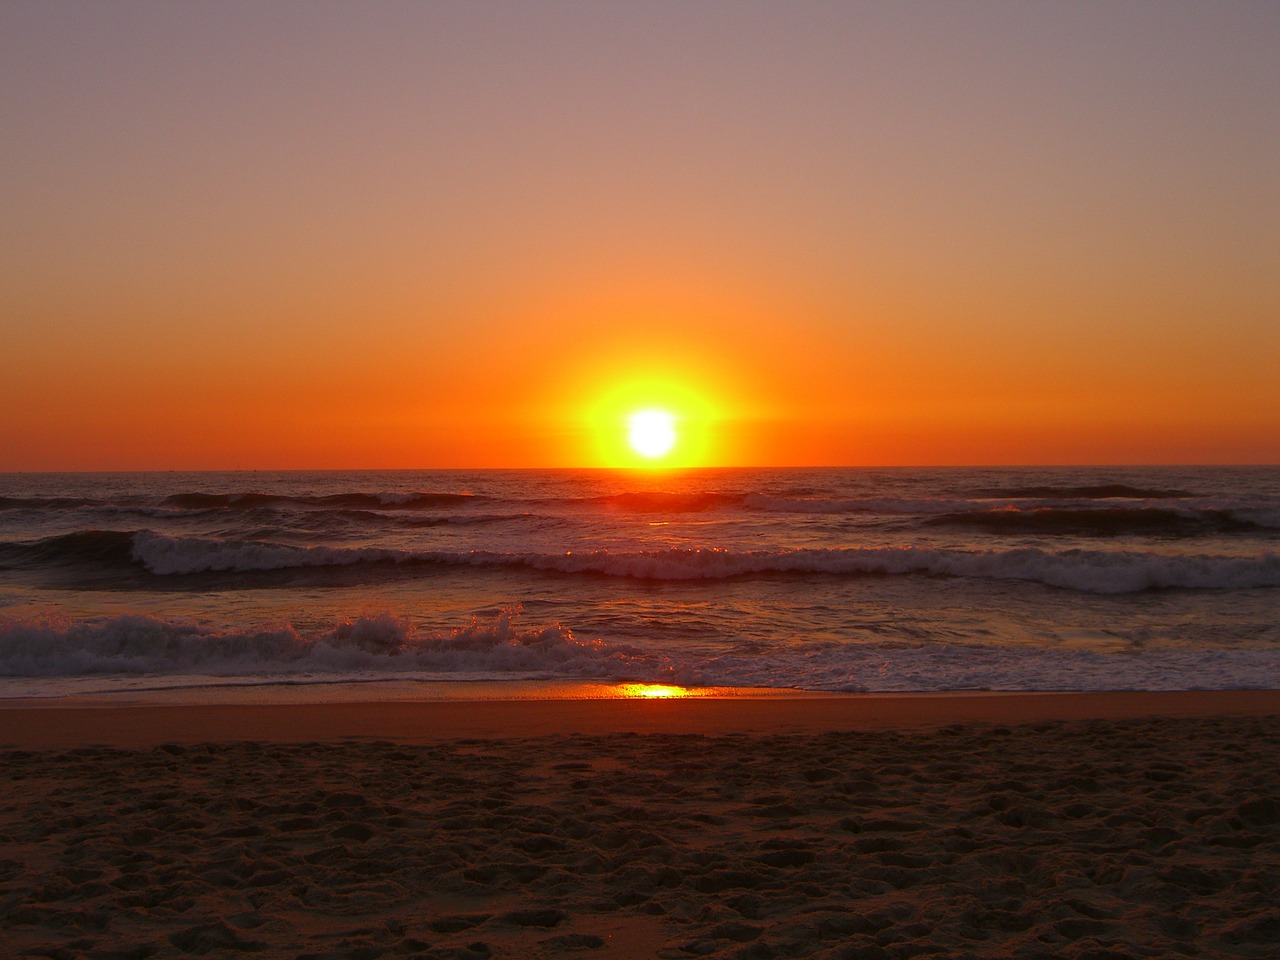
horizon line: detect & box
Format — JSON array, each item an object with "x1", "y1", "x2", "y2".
[{"x1": 2, "y1": 463, "x2": 1277, "y2": 475}]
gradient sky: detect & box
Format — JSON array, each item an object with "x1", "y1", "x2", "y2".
[{"x1": 3, "y1": 1, "x2": 1277, "y2": 469}]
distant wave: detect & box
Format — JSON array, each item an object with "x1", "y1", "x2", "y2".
[
  {"x1": 11, "y1": 486, "x2": 1270, "y2": 536},
  {"x1": 562, "y1": 491, "x2": 971, "y2": 516},
  {"x1": 0, "y1": 496, "x2": 108, "y2": 510},
  {"x1": 578, "y1": 491, "x2": 743, "y2": 512},
  {"x1": 925, "y1": 507, "x2": 1271, "y2": 537},
  {"x1": 744, "y1": 494, "x2": 972, "y2": 515},
  {"x1": 287, "y1": 508, "x2": 529, "y2": 530},
  {"x1": 160, "y1": 491, "x2": 484, "y2": 510},
  {"x1": 0, "y1": 488, "x2": 1004, "y2": 517},
  {"x1": 975, "y1": 484, "x2": 1198, "y2": 500}
]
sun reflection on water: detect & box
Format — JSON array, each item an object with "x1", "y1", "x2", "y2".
[{"x1": 618, "y1": 683, "x2": 697, "y2": 699}]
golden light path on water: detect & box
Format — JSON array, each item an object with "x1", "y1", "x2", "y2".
[{"x1": 616, "y1": 683, "x2": 699, "y2": 699}]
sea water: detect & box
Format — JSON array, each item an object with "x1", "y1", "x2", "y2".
[{"x1": 1, "y1": 467, "x2": 1277, "y2": 700}]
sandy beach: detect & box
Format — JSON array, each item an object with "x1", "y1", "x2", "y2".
[{"x1": 2, "y1": 692, "x2": 1279, "y2": 959}]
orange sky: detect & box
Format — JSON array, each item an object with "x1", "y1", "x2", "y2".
[{"x1": 2, "y1": 2, "x2": 1277, "y2": 469}]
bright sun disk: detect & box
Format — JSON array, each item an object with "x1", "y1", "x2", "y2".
[{"x1": 627, "y1": 409, "x2": 677, "y2": 459}]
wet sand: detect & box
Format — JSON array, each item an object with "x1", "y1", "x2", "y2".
[
  {"x1": 2, "y1": 692, "x2": 1279, "y2": 958},
  {"x1": 5, "y1": 689, "x2": 1280, "y2": 750}
]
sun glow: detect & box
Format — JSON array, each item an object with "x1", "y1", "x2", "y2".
[
  {"x1": 627, "y1": 408, "x2": 677, "y2": 459},
  {"x1": 581, "y1": 362, "x2": 729, "y2": 468}
]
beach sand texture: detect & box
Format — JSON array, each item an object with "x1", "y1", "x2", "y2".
[{"x1": 3, "y1": 712, "x2": 1280, "y2": 958}]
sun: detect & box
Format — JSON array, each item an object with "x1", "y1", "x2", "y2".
[
  {"x1": 627, "y1": 408, "x2": 677, "y2": 459},
  {"x1": 584, "y1": 373, "x2": 720, "y2": 467}
]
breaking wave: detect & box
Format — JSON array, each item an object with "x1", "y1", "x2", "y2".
[
  {"x1": 3, "y1": 530, "x2": 1276, "y2": 595},
  {"x1": 122, "y1": 532, "x2": 1280, "y2": 593},
  {"x1": 3, "y1": 608, "x2": 1278, "y2": 693},
  {"x1": 0, "y1": 608, "x2": 651, "y2": 680}
]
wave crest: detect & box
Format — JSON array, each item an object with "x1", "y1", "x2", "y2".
[
  {"x1": 5, "y1": 530, "x2": 1276, "y2": 595},
  {"x1": 125, "y1": 532, "x2": 1280, "y2": 594},
  {"x1": 0, "y1": 607, "x2": 648, "y2": 679},
  {"x1": 4, "y1": 608, "x2": 1278, "y2": 692}
]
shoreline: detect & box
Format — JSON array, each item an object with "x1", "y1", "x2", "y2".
[{"x1": 3, "y1": 688, "x2": 1278, "y2": 749}]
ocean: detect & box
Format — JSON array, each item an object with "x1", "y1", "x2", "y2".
[{"x1": 1, "y1": 467, "x2": 1277, "y2": 701}]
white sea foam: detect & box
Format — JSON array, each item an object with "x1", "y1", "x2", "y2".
[
  {"x1": 131, "y1": 531, "x2": 401, "y2": 575},
  {"x1": 3, "y1": 608, "x2": 1278, "y2": 694},
  {"x1": 0, "y1": 609, "x2": 650, "y2": 681}
]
